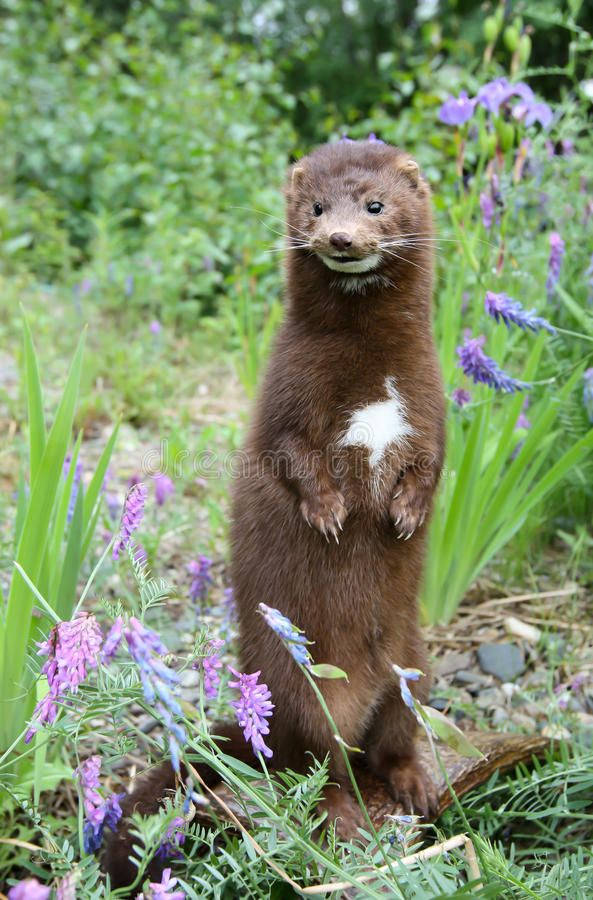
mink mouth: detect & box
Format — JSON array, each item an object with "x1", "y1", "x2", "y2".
[{"x1": 317, "y1": 252, "x2": 381, "y2": 275}]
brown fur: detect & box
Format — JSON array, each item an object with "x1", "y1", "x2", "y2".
[{"x1": 103, "y1": 139, "x2": 445, "y2": 890}]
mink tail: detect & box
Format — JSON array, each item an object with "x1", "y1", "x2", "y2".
[{"x1": 102, "y1": 722, "x2": 251, "y2": 891}]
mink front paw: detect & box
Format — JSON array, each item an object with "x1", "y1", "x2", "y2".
[
  {"x1": 300, "y1": 491, "x2": 347, "y2": 542},
  {"x1": 389, "y1": 471, "x2": 431, "y2": 540}
]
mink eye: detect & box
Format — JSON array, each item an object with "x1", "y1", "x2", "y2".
[
  {"x1": 367, "y1": 201, "x2": 384, "y2": 215},
  {"x1": 313, "y1": 202, "x2": 323, "y2": 217}
]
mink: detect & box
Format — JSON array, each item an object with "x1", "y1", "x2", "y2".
[{"x1": 104, "y1": 139, "x2": 445, "y2": 889}]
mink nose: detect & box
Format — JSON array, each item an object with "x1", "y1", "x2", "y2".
[{"x1": 329, "y1": 232, "x2": 353, "y2": 251}]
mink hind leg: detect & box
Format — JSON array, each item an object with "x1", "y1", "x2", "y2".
[{"x1": 363, "y1": 679, "x2": 437, "y2": 819}]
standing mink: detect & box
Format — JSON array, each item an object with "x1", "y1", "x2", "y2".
[{"x1": 105, "y1": 138, "x2": 445, "y2": 886}]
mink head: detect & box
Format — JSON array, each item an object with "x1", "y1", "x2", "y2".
[{"x1": 285, "y1": 139, "x2": 432, "y2": 291}]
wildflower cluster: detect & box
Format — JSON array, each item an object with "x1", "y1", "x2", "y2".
[
  {"x1": 439, "y1": 77, "x2": 552, "y2": 129},
  {"x1": 201, "y1": 639, "x2": 224, "y2": 699},
  {"x1": 229, "y1": 667, "x2": 274, "y2": 759},
  {"x1": 258, "y1": 602, "x2": 312, "y2": 667},
  {"x1": 124, "y1": 617, "x2": 187, "y2": 771},
  {"x1": 484, "y1": 291, "x2": 555, "y2": 334},
  {"x1": 113, "y1": 482, "x2": 147, "y2": 560},
  {"x1": 188, "y1": 555, "x2": 213, "y2": 604},
  {"x1": 457, "y1": 334, "x2": 526, "y2": 394},
  {"x1": 25, "y1": 613, "x2": 103, "y2": 743},
  {"x1": 75, "y1": 756, "x2": 123, "y2": 853}
]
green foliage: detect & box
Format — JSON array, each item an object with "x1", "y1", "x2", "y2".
[{"x1": 0, "y1": 321, "x2": 117, "y2": 754}]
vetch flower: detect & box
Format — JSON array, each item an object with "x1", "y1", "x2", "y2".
[
  {"x1": 584, "y1": 369, "x2": 593, "y2": 424},
  {"x1": 258, "y1": 603, "x2": 312, "y2": 667},
  {"x1": 438, "y1": 91, "x2": 475, "y2": 126},
  {"x1": 125, "y1": 274, "x2": 134, "y2": 296},
  {"x1": 75, "y1": 755, "x2": 123, "y2": 853},
  {"x1": 188, "y1": 556, "x2": 213, "y2": 604},
  {"x1": 63, "y1": 452, "x2": 83, "y2": 523},
  {"x1": 156, "y1": 816, "x2": 185, "y2": 860},
  {"x1": 56, "y1": 874, "x2": 76, "y2": 900},
  {"x1": 150, "y1": 319, "x2": 162, "y2": 334},
  {"x1": 200, "y1": 639, "x2": 224, "y2": 699},
  {"x1": 113, "y1": 482, "x2": 147, "y2": 560},
  {"x1": 392, "y1": 664, "x2": 427, "y2": 729},
  {"x1": 452, "y1": 388, "x2": 471, "y2": 408},
  {"x1": 25, "y1": 613, "x2": 103, "y2": 743},
  {"x1": 485, "y1": 291, "x2": 555, "y2": 334},
  {"x1": 367, "y1": 133, "x2": 385, "y2": 144},
  {"x1": 228, "y1": 667, "x2": 274, "y2": 758},
  {"x1": 8, "y1": 880, "x2": 50, "y2": 900},
  {"x1": 457, "y1": 333, "x2": 527, "y2": 393},
  {"x1": 102, "y1": 616, "x2": 124, "y2": 664},
  {"x1": 154, "y1": 473, "x2": 174, "y2": 506},
  {"x1": 546, "y1": 231, "x2": 565, "y2": 298},
  {"x1": 144, "y1": 867, "x2": 185, "y2": 899},
  {"x1": 516, "y1": 397, "x2": 531, "y2": 430},
  {"x1": 124, "y1": 617, "x2": 186, "y2": 772},
  {"x1": 479, "y1": 192, "x2": 495, "y2": 229}
]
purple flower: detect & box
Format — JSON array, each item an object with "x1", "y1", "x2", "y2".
[
  {"x1": 76, "y1": 756, "x2": 123, "y2": 853},
  {"x1": 479, "y1": 192, "x2": 495, "y2": 229},
  {"x1": 154, "y1": 472, "x2": 174, "y2": 506},
  {"x1": 586, "y1": 253, "x2": 593, "y2": 304},
  {"x1": 367, "y1": 133, "x2": 385, "y2": 144},
  {"x1": 125, "y1": 274, "x2": 134, "y2": 296},
  {"x1": 200, "y1": 639, "x2": 224, "y2": 699},
  {"x1": 339, "y1": 133, "x2": 355, "y2": 142},
  {"x1": 124, "y1": 618, "x2": 186, "y2": 772},
  {"x1": 143, "y1": 867, "x2": 185, "y2": 900},
  {"x1": 516, "y1": 397, "x2": 531, "y2": 430},
  {"x1": 229, "y1": 667, "x2": 274, "y2": 759},
  {"x1": 485, "y1": 291, "x2": 555, "y2": 334},
  {"x1": 392, "y1": 664, "x2": 427, "y2": 730},
  {"x1": 258, "y1": 603, "x2": 312, "y2": 667},
  {"x1": 584, "y1": 368, "x2": 593, "y2": 424},
  {"x1": 438, "y1": 91, "x2": 475, "y2": 126},
  {"x1": 102, "y1": 616, "x2": 124, "y2": 664},
  {"x1": 546, "y1": 231, "x2": 565, "y2": 298},
  {"x1": 8, "y1": 881, "x2": 50, "y2": 900},
  {"x1": 452, "y1": 388, "x2": 471, "y2": 408},
  {"x1": 56, "y1": 874, "x2": 76, "y2": 900},
  {"x1": 476, "y1": 78, "x2": 533, "y2": 115},
  {"x1": 113, "y1": 482, "x2": 147, "y2": 560},
  {"x1": 150, "y1": 319, "x2": 162, "y2": 334},
  {"x1": 156, "y1": 816, "x2": 185, "y2": 860},
  {"x1": 513, "y1": 100, "x2": 553, "y2": 129},
  {"x1": 25, "y1": 613, "x2": 103, "y2": 743},
  {"x1": 188, "y1": 556, "x2": 213, "y2": 605},
  {"x1": 63, "y1": 452, "x2": 83, "y2": 523},
  {"x1": 80, "y1": 278, "x2": 93, "y2": 296},
  {"x1": 457, "y1": 333, "x2": 527, "y2": 393},
  {"x1": 8, "y1": 880, "x2": 51, "y2": 900}
]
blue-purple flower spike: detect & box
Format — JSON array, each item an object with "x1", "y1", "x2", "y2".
[
  {"x1": 258, "y1": 603, "x2": 312, "y2": 667},
  {"x1": 485, "y1": 291, "x2": 555, "y2": 334},
  {"x1": 228, "y1": 667, "x2": 274, "y2": 759},
  {"x1": 457, "y1": 334, "x2": 528, "y2": 394},
  {"x1": 113, "y1": 482, "x2": 147, "y2": 560}
]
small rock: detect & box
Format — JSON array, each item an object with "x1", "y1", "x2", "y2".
[
  {"x1": 477, "y1": 643, "x2": 525, "y2": 682},
  {"x1": 475, "y1": 687, "x2": 503, "y2": 710},
  {"x1": 180, "y1": 668, "x2": 200, "y2": 689},
  {"x1": 434, "y1": 651, "x2": 473, "y2": 677},
  {"x1": 453, "y1": 670, "x2": 492, "y2": 691},
  {"x1": 429, "y1": 697, "x2": 449, "y2": 712},
  {"x1": 491, "y1": 707, "x2": 508, "y2": 727},
  {"x1": 510, "y1": 712, "x2": 536, "y2": 731},
  {"x1": 542, "y1": 724, "x2": 571, "y2": 740},
  {"x1": 501, "y1": 682, "x2": 518, "y2": 700},
  {"x1": 504, "y1": 616, "x2": 541, "y2": 644}
]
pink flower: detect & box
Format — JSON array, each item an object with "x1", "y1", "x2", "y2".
[{"x1": 8, "y1": 880, "x2": 50, "y2": 900}]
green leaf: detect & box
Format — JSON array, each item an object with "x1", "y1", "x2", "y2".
[
  {"x1": 55, "y1": 485, "x2": 83, "y2": 621},
  {"x1": 22, "y1": 315, "x2": 46, "y2": 487},
  {"x1": 421, "y1": 706, "x2": 484, "y2": 758},
  {"x1": 310, "y1": 663, "x2": 349, "y2": 681},
  {"x1": 0, "y1": 332, "x2": 85, "y2": 748}
]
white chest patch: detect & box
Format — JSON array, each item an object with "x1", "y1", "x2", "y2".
[{"x1": 338, "y1": 377, "x2": 414, "y2": 468}]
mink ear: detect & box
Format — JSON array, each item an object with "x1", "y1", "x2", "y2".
[
  {"x1": 398, "y1": 159, "x2": 420, "y2": 187},
  {"x1": 290, "y1": 165, "x2": 306, "y2": 188}
]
